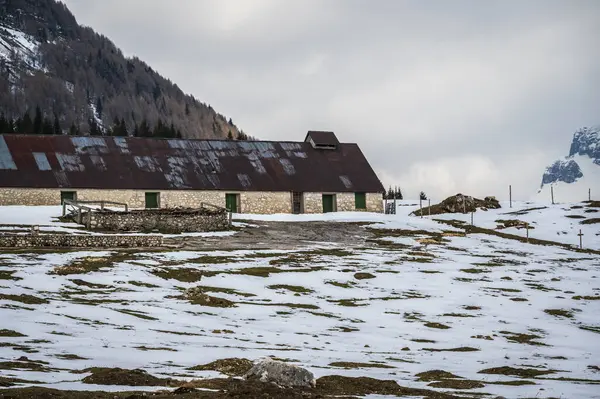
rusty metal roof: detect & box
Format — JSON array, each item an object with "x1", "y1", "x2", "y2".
[{"x1": 0, "y1": 134, "x2": 384, "y2": 193}]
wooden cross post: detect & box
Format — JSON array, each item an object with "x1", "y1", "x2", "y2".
[
  {"x1": 428, "y1": 199, "x2": 431, "y2": 217},
  {"x1": 578, "y1": 229, "x2": 584, "y2": 249},
  {"x1": 420, "y1": 198, "x2": 423, "y2": 218}
]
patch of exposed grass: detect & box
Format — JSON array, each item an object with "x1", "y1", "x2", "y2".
[
  {"x1": 419, "y1": 270, "x2": 442, "y2": 274},
  {"x1": 422, "y1": 347, "x2": 479, "y2": 352},
  {"x1": 499, "y1": 331, "x2": 547, "y2": 346},
  {"x1": 0, "y1": 294, "x2": 48, "y2": 305},
  {"x1": 0, "y1": 329, "x2": 26, "y2": 337},
  {"x1": 50, "y1": 255, "x2": 129, "y2": 275},
  {"x1": 441, "y1": 313, "x2": 476, "y2": 318},
  {"x1": 510, "y1": 297, "x2": 529, "y2": 302},
  {"x1": 544, "y1": 308, "x2": 574, "y2": 318},
  {"x1": 128, "y1": 280, "x2": 159, "y2": 288},
  {"x1": 329, "y1": 299, "x2": 367, "y2": 307},
  {"x1": 463, "y1": 306, "x2": 481, "y2": 311},
  {"x1": 424, "y1": 322, "x2": 450, "y2": 330},
  {"x1": 182, "y1": 288, "x2": 236, "y2": 308},
  {"x1": 428, "y1": 379, "x2": 485, "y2": 389},
  {"x1": 234, "y1": 266, "x2": 318, "y2": 277},
  {"x1": 326, "y1": 280, "x2": 355, "y2": 289},
  {"x1": 354, "y1": 272, "x2": 375, "y2": 280},
  {"x1": 134, "y1": 346, "x2": 177, "y2": 352},
  {"x1": 573, "y1": 295, "x2": 600, "y2": 301},
  {"x1": 80, "y1": 367, "x2": 179, "y2": 386},
  {"x1": 241, "y1": 301, "x2": 319, "y2": 310},
  {"x1": 152, "y1": 268, "x2": 205, "y2": 282},
  {"x1": 329, "y1": 362, "x2": 395, "y2": 369},
  {"x1": 579, "y1": 325, "x2": 600, "y2": 334},
  {"x1": 189, "y1": 358, "x2": 253, "y2": 376},
  {"x1": 411, "y1": 339, "x2": 436, "y2": 343},
  {"x1": 487, "y1": 287, "x2": 522, "y2": 293},
  {"x1": 54, "y1": 354, "x2": 89, "y2": 360},
  {"x1": 69, "y1": 279, "x2": 112, "y2": 289},
  {"x1": 415, "y1": 370, "x2": 462, "y2": 381},
  {"x1": 267, "y1": 284, "x2": 314, "y2": 294},
  {"x1": 460, "y1": 268, "x2": 489, "y2": 274},
  {"x1": 581, "y1": 218, "x2": 600, "y2": 225},
  {"x1": 0, "y1": 358, "x2": 51, "y2": 372},
  {"x1": 0, "y1": 270, "x2": 21, "y2": 281},
  {"x1": 112, "y1": 309, "x2": 158, "y2": 321},
  {"x1": 479, "y1": 366, "x2": 555, "y2": 378},
  {"x1": 193, "y1": 285, "x2": 256, "y2": 298},
  {"x1": 186, "y1": 255, "x2": 241, "y2": 264},
  {"x1": 471, "y1": 335, "x2": 494, "y2": 341}
]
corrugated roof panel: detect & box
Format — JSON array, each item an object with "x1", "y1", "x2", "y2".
[
  {"x1": 0, "y1": 136, "x2": 17, "y2": 170},
  {"x1": 53, "y1": 170, "x2": 69, "y2": 187},
  {"x1": 134, "y1": 156, "x2": 162, "y2": 172},
  {"x1": 237, "y1": 173, "x2": 251, "y2": 188},
  {"x1": 90, "y1": 155, "x2": 107, "y2": 171},
  {"x1": 33, "y1": 152, "x2": 52, "y2": 171},
  {"x1": 71, "y1": 137, "x2": 108, "y2": 154},
  {"x1": 165, "y1": 156, "x2": 189, "y2": 189},
  {"x1": 279, "y1": 158, "x2": 296, "y2": 175},
  {"x1": 339, "y1": 175, "x2": 353, "y2": 189},
  {"x1": 56, "y1": 153, "x2": 85, "y2": 172},
  {"x1": 113, "y1": 137, "x2": 130, "y2": 154}
]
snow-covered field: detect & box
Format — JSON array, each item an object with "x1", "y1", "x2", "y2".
[{"x1": 1, "y1": 202, "x2": 599, "y2": 397}]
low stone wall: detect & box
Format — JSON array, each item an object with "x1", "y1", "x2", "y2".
[
  {"x1": 0, "y1": 233, "x2": 163, "y2": 248},
  {"x1": 84, "y1": 207, "x2": 230, "y2": 233}
]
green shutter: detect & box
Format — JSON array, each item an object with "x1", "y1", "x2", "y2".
[
  {"x1": 355, "y1": 193, "x2": 366, "y2": 209},
  {"x1": 145, "y1": 192, "x2": 159, "y2": 208}
]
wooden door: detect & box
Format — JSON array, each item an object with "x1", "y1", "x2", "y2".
[
  {"x1": 292, "y1": 192, "x2": 303, "y2": 214},
  {"x1": 322, "y1": 194, "x2": 335, "y2": 213}
]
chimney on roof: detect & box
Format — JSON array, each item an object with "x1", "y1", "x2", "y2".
[{"x1": 304, "y1": 130, "x2": 339, "y2": 150}]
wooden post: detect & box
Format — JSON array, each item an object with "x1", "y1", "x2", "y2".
[
  {"x1": 100, "y1": 201, "x2": 105, "y2": 210},
  {"x1": 62, "y1": 201, "x2": 66, "y2": 216},
  {"x1": 551, "y1": 185, "x2": 554, "y2": 205},
  {"x1": 526, "y1": 225, "x2": 529, "y2": 243},
  {"x1": 125, "y1": 204, "x2": 128, "y2": 212},
  {"x1": 509, "y1": 185, "x2": 512, "y2": 208},
  {"x1": 578, "y1": 229, "x2": 584, "y2": 249},
  {"x1": 77, "y1": 208, "x2": 82, "y2": 224},
  {"x1": 589, "y1": 188, "x2": 592, "y2": 202},
  {"x1": 428, "y1": 199, "x2": 431, "y2": 217},
  {"x1": 470, "y1": 211, "x2": 474, "y2": 226},
  {"x1": 419, "y1": 198, "x2": 423, "y2": 218}
]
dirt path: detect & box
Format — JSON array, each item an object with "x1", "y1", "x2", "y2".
[{"x1": 165, "y1": 221, "x2": 376, "y2": 251}]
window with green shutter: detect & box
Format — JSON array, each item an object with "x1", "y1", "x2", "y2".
[{"x1": 355, "y1": 192, "x2": 366, "y2": 210}]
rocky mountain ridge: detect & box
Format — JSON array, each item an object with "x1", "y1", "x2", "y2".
[
  {"x1": 540, "y1": 126, "x2": 599, "y2": 188},
  {"x1": 0, "y1": 0, "x2": 244, "y2": 139}
]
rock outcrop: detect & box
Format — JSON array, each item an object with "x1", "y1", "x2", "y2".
[
  {"x1": 244, "y1": 358, "x2": 316, "y2": 389},
  {"x1": 411, "y1": 194, "x2": 500, "y2": 216}
]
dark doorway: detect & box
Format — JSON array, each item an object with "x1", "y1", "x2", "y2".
[
  {"x1": 322, "y1": 194, "x2": 336, "y2": 213},
  {"x1": 145, "y1": 192, "x2": 160, "y2": 209},
  {"x1": 292, "y1": 192, "x2": 303, "y2": 214}
]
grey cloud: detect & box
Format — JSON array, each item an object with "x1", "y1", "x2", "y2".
[{"x1": 63, "y1": 0, "x2": 600, "y2": 200}]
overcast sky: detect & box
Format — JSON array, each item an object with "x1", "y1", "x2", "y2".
[{"x1": 63, "y1": 0, "x2": 600, "y2": 200}]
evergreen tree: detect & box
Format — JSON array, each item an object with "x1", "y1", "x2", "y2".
[
  {"x1": 132, "y1": 122, "x2": 139, "y2": 137},
  {"x1": 138, "y1": 119, "x2": 151, "y2": 137},
  {"x1": 119, "y1": 118, "x2": 128, "y2": 137},
  {"x1": 227, "y1": 130, "x2": 233, "y2": 140},
  {"x1": 0, "y1": 113, "x2": 7, "y2": 133},
  {"x1": 33, "y1": 106, "x2": 43, "y2": 134},
  {"x1": 420, "y1": 191, "x2": 427, "y2": 200},
  {"x1": 42, "y1": 117, "x2": 54, "y2": 135},
  {"x1": 53, "y1": 113, "x2": 61, "y2": 135},
  {"x1": 89, "y1": 118, "x2": 101, "y2": 136},
  {"x1": 394, "y1": 186, "x2": 403, "y2": 200},
  {"x1": 21, "y1": 111, "x2": 34, "y2": 134},
  {"x1": 69, "y1": 123, "x2": 78, "y2": 136},
  {"x1": 109, "y1": 116, "x2": 120, "y2": 136},
  {"x1": 387, "y1": 186, "x2": 393, "y2": 200}
]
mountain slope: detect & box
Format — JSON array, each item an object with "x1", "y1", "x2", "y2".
[
  {"x1": 536, "y1": 126, "x2": 600, "y2": 202},
  {"x1": 0, "y1": 0, "x2": 242, "y2": 139}
]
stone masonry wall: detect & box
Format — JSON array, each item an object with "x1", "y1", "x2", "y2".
[
  {"x1": 0, "y1": 188, "x2": 382, "y2": 214},
  {"x1": 85, "y1": 208, "x2": 229, "y2": 233},
  {"x1": 303, "y1": 192, "x2": 383, "y2": 213},
  {"x1": 0, "y1": 233, "x2": 163, "y2": 248}
]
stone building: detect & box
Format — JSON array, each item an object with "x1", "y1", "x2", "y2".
[{"x1": 0, "y1": 131, "x2": 384, "y2": 214}]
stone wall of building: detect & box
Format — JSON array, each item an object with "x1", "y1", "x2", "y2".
[
  {"x1": 303, "y1": 192, "x2": 383, "y2": 213},
  {"x1": 84, "y1": 208, "x2": 229, "y2": 233},
  {"x1": 0, "y1": 188, "x2": 382, "y2": 214},
  {"x1": 0, "y1": 233, "x2": 163, "y2": 248}
]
